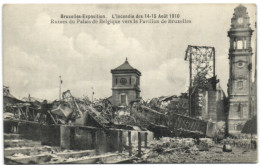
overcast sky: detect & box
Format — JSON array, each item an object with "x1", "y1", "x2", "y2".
[{"x1": 3, "y1": 4, "x2": 256, "y2": 101}]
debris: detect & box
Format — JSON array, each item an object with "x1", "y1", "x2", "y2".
[
  {"x1": 223, "y1": 144, "x2": 232, "y2": 152},
  {"x1": 12, "y1": 153, "x2": 30, "y2": 158},
  {"x1": 51, "y1": 104, "x2": 74, "y2": 119},
  {"x1": 4, "y1": 112, "x2": 15, "y2": 119}
]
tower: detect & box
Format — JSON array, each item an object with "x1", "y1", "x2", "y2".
[
  {"x1": 227, "y1": 5, "x2": 254, "y2": 134},
  {"x1": 111, "y1": 58, "x2": 141, "y2": 106}
]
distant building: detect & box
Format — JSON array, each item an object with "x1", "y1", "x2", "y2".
[
  {"x1": 227, "y1": 5, "x2": 254, "y2": 134},
  {"x1": 111, "y1": 58, "x2": 141, "y2": 106}
]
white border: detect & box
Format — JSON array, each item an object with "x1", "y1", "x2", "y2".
[{"x1": 0, "y1": 1, "x2": 259, "y2": 165}]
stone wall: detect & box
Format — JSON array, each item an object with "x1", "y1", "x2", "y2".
[
  {"x1": 228, "y1": 119, "x2": 247, "y2": 135},
  {"x1": 41, "y1": 125, "x2": 61, "y2": 146},
  {"x1": 4, "y1": 120, "x2": 154, "y2": 154},
  {"x1": 112, "y1": 89, "x2": 138, "y2": 106},
  {"x1": 208, "y1": 90, "x2": 217, "y2": 121}
]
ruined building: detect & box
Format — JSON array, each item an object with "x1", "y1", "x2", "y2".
[
  {"x1": 111, "y1": 58, "x2": 141, "y2": 106},
  {"x1": 200, "y1": 77, "x2": 226, "y2": 122},
  {"x1": 190, "y1": 76, "x2": 226, "y2": 122},
  {"x1": 227, "y1": 5, "x2": 254, "y2": 134},
  {"x1": 185, "y1": 45, "x2": 226, "y2": 123}
]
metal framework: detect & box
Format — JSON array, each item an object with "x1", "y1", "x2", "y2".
[{"x1": 185, "y1": 45, "x2": 216, "y2": 116}]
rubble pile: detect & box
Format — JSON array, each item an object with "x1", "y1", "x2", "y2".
[
  {"x1": 222, "y1": 138, "x2": 256, "y2": 149},
  {"x1": 145, "y1": 94, "x2": 189, "y2": 116},
  {"x1": 92, "y1": 98, "x2": 115, "y2": 122},
  {"x1": 113, "y1": 114, "x2": 136, "y2": 126},
  {"x1": 4, "y1": 103, "x2": 40, "y2": 121},
  {"x1": 129, "y1": 136, "x2": 257, "y2": 163},
  {"x1": 3, "y1": 86, "x2": 192, "y2": 134},
  {"x1": 197, "y1": 138, "x2": 214, "y2": 151},
  {"x1": 4, "y1": 89, "x2": 111, "y2": 128},
  {"x1": 134, "y1": 137, "x2": 216, "y2": 163}
]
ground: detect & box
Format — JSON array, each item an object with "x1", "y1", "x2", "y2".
[
  {"x1": 134, "y1": 144, "x2": 257, "y2": 163},
  {"x1": 162, "y1": 146, "x2": 257, "y2": 163}
]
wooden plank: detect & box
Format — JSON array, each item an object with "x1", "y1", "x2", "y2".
[
  {"x1": 119, "y1": 131, "x2": 123, "y2": 153},
  {"x1": 144, "y1": 132, "x2": 148, "y2": 148},
  {"x1": 138, "y1": 132, "x2": 141, "y2": 157},
  {"x1": 128, "y1": 131, "x2": 132, "y2": 156},
  {"x1": 92, "y1": 130, "x2": 98, "y2": 155}
]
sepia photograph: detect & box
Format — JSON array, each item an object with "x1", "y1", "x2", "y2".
[{"x1": 2, "y1": 3, "x2": 257, "y2": 164}]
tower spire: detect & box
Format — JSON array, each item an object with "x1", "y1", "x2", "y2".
[{"x1": 227, "y1": 4, "x2": 253, "y2": 134}]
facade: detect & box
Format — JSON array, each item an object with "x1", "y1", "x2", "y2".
[
  {"x1": 111, "y1": 58, "x2": 141, "y2": 106},
  {"x1": 250, "y1": 33, "x2": 257, "y2": 117},
  {"x1": 250, "y1": 77, "x2": 257, "y2": 117},
  {"x1": 201, "y1": 78, "x2": 226, "y2": 122},
  {"x1": 191, "y1": 76, "x2": 226, "y2": 122},
  {"x1": 227, "y1": 5, "x2": 254, "y2": 134}
]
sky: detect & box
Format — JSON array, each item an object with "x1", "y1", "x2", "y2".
[{"x1": 3, "y1": 4, "x2": 256, "y2": 101}]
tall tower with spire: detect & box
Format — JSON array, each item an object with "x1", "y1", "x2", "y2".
[
  {"x1": 111, "y1": 58, "x2": 141, "y2": 106},
  {"x1": 227, "y1": 4, "x2": 254, "y2": 134}
]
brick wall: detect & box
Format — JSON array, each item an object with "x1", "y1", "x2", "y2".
[
  {"x1": 208, "y1": 90, "x2": 217, "y2": 121},
  {"x1": 112, "y1": 90, "x2": 139, "y2": 106}
]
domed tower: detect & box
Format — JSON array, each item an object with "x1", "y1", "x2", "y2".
[
  {"x1": 227, "y1": 4, "x2": 254, "y2": 134},
  {"x1": 111, "y1": 58, "x2": 141, "y2": 106}
]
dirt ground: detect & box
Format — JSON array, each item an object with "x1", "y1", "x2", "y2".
[
  {"x1": 138, "y1": 145, "x2": 257, "y2": 163},
  {"x1": 178, "y1": 146, "x2": 257, "y2": 163}
]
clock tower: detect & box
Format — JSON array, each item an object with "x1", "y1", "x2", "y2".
[
  {"x1": 111, "y1": 58, "x2": 141, "y2": 106},
  {"x1": 227, "y1": 5, "x2": 254, "y2": 134}
]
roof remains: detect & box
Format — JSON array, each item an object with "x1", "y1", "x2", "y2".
[
  {"x1": 114, "y1": 58, "x2": 135, "y2": 70},
  {"x1": 111, "y1": 58, "x2": 141, "y2": 76}
]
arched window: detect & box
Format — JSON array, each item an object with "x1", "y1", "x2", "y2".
[
  {"x1": 237, "y1": 40, "x2": 243, "y2": 49},
  {"x1": 120, "y1": 93, "x2": 127, "y2": 105}
]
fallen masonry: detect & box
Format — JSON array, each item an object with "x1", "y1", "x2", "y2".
[
  {"x1": 4, "y1": 122, "x2": 152, "y2": 164},
  {"x1": 3, "y1": 87, "x2": 257, "y2": 163}
]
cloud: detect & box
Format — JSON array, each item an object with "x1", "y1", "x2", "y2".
[
  {"x1": 141, "y1": 58, "x2": 189, "y2": 98},
  {"x1": 3, "y1": 4, "x2": 256, "y2": 101},
  {"x1": 4, "y1": 46, "x2": 59, "y2": 99},
  {"x1": 4, "y1": 12, "x2": 163, "y2": 100}
]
